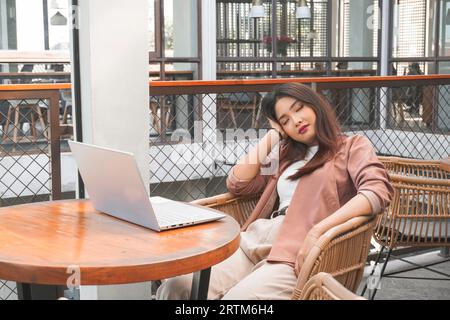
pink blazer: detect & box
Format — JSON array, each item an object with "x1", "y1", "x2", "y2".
[{"x1": 226, "y1": 134, "x2": 394, "y2": 264}]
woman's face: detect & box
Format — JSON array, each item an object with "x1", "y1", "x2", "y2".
[{"x1": 274, "y1": 96, "x2": 318, "y2": 146}]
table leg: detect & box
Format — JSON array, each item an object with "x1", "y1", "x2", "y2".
[
  {"x1": 16, "y1": 283, "x2": 66, "y2": 300},
  {"x1": 190, "y1": 267, "x2": 211, "y2": 300}
]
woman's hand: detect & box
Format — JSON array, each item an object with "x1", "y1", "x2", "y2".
[
  {"x1": 294, "y1": 232, "x2": 319, "y2": 275},
  {"x1": 268, "y1": 118, "x2": 287, "y2": 140}
]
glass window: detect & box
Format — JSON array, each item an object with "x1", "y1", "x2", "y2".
[
  {"x1": 439, "y1": 61, "x2": 450, "y2": 73},
  {"x1": 47, "y1": 0, "x2": 70, "y2": 51},
  {"x1": 217, "y1": 1, "x2": 267, "y2": 58},
  {"x1": 0, "y1": 0, "x2": 17, "y2": 50},
  {"x1": 392, "y1": 0, "x2": 432, "y2": 58},
  {"x1": 149, "y1": 0, "x2": 156, "y2": 52},
  {"x1": 216, "y1": 0, "x2": 328, "y2": 59},
  {"x1": 334, "y1": 0, "x2": 379, "y2": 58},
  {"x1": 288, "y1": 0, "x2": 328, "y2": 57},
  {"x1": 392, "y1": 61, "x2": 435, "y2": 75},
  {"x1": 439, "y1": 0, "x2": 450, "y2": 56},
  {"x1": 164, "y1": 0, "x2": 198, "y2": 58}
]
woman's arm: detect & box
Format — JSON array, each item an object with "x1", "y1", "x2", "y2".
[
  {"x1": 295, "y1": 135, "x2": 394, "y2": 272},
  {"x1": 226, "y1": 129, "x2": 282, "y2": 195},
  {"x1": 309, "y1": 194, "x2": 372, "y2": 238},
  {"x1": 232, "y1": 129, "x2": 281, "y2": 180},
  {"x1": 295, "y1": 193, "x2": 373, "y2": 273},
  {"x1": 295, "y1": 193, "x2": 372, "y2": 273}
]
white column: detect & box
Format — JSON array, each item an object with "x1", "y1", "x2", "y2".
[
  {"x1": 380, "y1": 0, "x2": 390, "y2": 77},
  {"x1": 75, "y1": 0, "x2": 151, "y2": 300},
  {"x1": 170, "y1": 1, "x2": 200, "y2": 131},
  {"x1": 379, "y1": 0, "x2": 391, "y2": 130},
  {"x1": 201, "y1": 0, "x2": 218, "y2": 176},
  {"x1": 201, "y1": 0, "x2": 216, "y2": 81},
  {"x1": 348, "y1": 0, "x2": 374, "y2": 124}
]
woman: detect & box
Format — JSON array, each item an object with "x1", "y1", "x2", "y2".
[{"x1": 156, "y1": 82, "x2": 394, "y2": 300}]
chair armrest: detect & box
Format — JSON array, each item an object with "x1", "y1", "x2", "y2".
[
  {"x1": 389, "y1": 173, "x2": 450, "y2": 187},
  {"x1": 191, "y1": 192, "x2": 262, "y2": 227},
  {"x1": 292, "y1": 215, "x2": 375, "y2": 299},
  {"x1": 299, "y1": 272, "x2": 366, "y2": 300},
  {"x1": 191, "y1": 192, "x2": 238, "y2": 206}
]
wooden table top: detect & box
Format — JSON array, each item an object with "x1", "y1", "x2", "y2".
[{"x1": 0, "y1": 199, "x2": 240, "y2": 286}]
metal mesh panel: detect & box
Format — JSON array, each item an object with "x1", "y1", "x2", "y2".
[
  {"x1": 0, "y1": 89, "x2": 70, "y2": 300},
  {"x1": 0, "y1": 99, "x2": 52, "y2": 207},
  {"x1": 0, "y1": 98, "x2": 52, "y2": 300},
  {"x1": 149, "y1": 80, "x2": 449, "y2": 205},
  {"x1": 0, "y1": 281, "x2": 17, "y2": 300}
]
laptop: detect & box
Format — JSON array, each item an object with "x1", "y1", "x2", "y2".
[{"x1": 68, "y1": 141, "x2": 225, "y2": 231}]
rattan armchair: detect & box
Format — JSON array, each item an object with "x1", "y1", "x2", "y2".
[
  {"x1": 299, "y1": 272, "x2": 365, "y2": 300},
  {"x1": 291, "y1": 215, "x2": 375, "y2": 299},
  {"x1": 378, "y1": 156, "x2": 450, "y2": 179},
  {"x1": 361, "y1": 156, "x2": 450, "y2": 299},
  {"x1": 191, "y1": 192, "x2": 376, "y2": 299},
  {"x1": 191, "y1": 192, "x2": 262, "y2": 227}
]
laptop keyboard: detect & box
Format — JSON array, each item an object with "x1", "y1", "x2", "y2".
[
  {"x1": 150, "y1": 197, "x2": 224, "y2": 227},
  {"x1": 156, "y1": 212, "x2": 218, "y2": 225}
]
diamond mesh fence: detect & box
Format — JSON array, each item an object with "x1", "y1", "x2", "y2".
[
  {"x1": 149, "y1": 78, "x2": 450, "y2": 205},
  {"x1": 0, "y1": 89, "x2": 70, "y2": 300}
]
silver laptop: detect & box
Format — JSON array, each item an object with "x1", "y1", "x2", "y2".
[{"x1": 68, "y1": 141, "x2": 225, "y2": 231}]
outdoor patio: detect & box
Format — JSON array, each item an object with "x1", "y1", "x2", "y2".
[{"x1": 0, "y1": 0, "x2": 449, "y2": 301}]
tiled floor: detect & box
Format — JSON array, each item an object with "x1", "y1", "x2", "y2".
[{"x1": 358, "y1": 249, "x2": 450, "y2": 300}]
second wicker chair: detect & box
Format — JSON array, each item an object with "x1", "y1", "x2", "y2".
[{"x1": 361, "y1": 156, "x2": 450, "y2": 299}]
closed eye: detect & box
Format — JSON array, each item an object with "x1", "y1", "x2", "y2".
[{"x1": 295, "y1": 103, "x2": 304, "y2": 112}]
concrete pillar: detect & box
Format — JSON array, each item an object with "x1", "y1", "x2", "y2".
[
  {"x1": 348, "y1": 0, "x2": 374, "y2": 124},
  {"x1": 330, "y1": 0, "x2": 339, "y2": 57},
  {"x1": 201, "y1": 0, "x2": 216, "y2": 81},
  {"x1": 379, "y1": 0, "x2": 391, "y2": 130},
  {"x1": 201, "y1": 0, "x2": 218, "y2": 180},
  {"x1": 74, "y1": 0, "x2": 150, "y2": 299},
  {"x1": 171, "y1": 0, "x2": 198, "y2": 131}
]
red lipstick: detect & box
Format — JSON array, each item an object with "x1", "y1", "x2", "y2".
[{"x1": 298, "y1": 124, "x2": 309, "y2": 134}]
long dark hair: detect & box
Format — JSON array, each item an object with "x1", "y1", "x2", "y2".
[{"x1": 261, "y1": 82, "x2": 343, "y2": 180}]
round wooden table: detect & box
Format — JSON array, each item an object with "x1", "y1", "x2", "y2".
[{"x1": 0, "y1": 200, "x2": 241, "y2": 300}]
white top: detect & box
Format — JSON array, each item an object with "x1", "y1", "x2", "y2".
[{"x1": 276, "y1": 145, "x2": 319, "y2": 210}]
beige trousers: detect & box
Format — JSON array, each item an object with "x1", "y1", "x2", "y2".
[{"x1": 156, "y1": 215, "x2": 298, "y2": 300}]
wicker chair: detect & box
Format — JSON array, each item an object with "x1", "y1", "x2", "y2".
[
  {"x1": 291, "y1": 215, "x2": 375, "y2": 299},
  {"x1": 191, "y1": 193, "x2": 376, "y2": 299},
  {"x1": 378, "y1": 156, "x2": 450, "y2": 179},
  {"x1": 299, "y1": 272, "x2": 365, "y2": 300},
  {"x1": 191, "y1": 192, "x2": 261, "y2": 227},
  {"x1": 361, "y1": 156, "x2": 450, "y2": 299}
]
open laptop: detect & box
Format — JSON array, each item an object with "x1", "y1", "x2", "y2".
[{"x1": 68, "y1": 141, "x2": 225, "y2": 231}]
